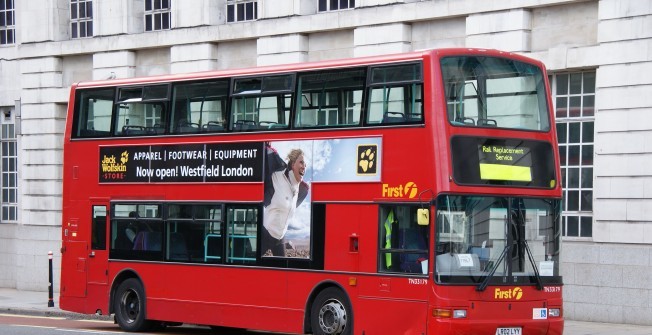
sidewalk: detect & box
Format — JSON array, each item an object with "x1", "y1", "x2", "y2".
[
  {"x1": 0, "y1": 288, "x2": 110, "y2": 320},
  {"x1": 2, "y1": 288, "x2": 652, "y2": 334}
]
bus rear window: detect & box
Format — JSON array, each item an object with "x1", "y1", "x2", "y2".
[{"x1": 441, "y1": 56, "x2": 550, "y2": 131}]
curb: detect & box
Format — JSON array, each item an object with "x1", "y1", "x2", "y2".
[{"x1": 0, "y1": 307, "x2": 113, "y2": 321}]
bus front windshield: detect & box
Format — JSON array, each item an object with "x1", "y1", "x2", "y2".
[
  {"x1": 435, "y1": 195, "x2": 562, "y2": 288},
  {"x1": 441, "y1": 56, "x2": 550, "y2": 131}
]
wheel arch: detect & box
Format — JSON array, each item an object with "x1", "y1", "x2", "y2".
[
  {"x1": 303, "y1": 280, "x2": 354, "y2": 334},
  {"x1": 109, "y1": 268, "x2": 142, "y2": 315}
]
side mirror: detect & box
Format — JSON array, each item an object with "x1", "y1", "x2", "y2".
[{"x1": 417, "y1": 208, "x2": 430, "y2": 226}]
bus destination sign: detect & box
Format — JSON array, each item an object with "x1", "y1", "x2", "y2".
[
  {"x1": 450, "y1": 136, "x2": 556, "y2": 188},
  {"x1": 478, "y1": 143, "x2": 532, "y2": 182},
  {"x1": 99, "y1": 142, "x2": 263, "y2": 183}
]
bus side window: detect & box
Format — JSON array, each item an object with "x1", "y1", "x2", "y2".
[
  {"x1": 171, "y1": 81, "x2": 229, "y2": 134},
  {"x1": 367, "y1": 84, "x2": 424, "y2": 125},
  {"x1": 165, "y1": 204, "x2": 224, "y2": 263},
  {"x1": 115, "y1": 85, "x2": 169, "y2": 136},
  {"x1": 200, "y1": 205, "x2": 224, "y2": 263},
  {"x1": 91, "y1": 206, "x2": 107, "y2": 250},
  {"x1": 379, "y1": 205, "x2": 429, "y2": 275},
  {"x1": 110, "y1": 204, "x2": 164, "y2": 261},
  {"x1": 367, "y1": 63, "x2": 423, "y2": 125},
  {"x1": 294, "y1": 69, "x2": 364, "y2": 128},
  {"x1": 230, "y1": 76, "x2": 293, "y2": 132},
  {"x1": 226, "y1": 207, "x2": 258, "y2": 265}
]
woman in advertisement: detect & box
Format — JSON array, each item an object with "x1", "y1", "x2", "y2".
[{"x1": 262, "y1": 143, "x2": 310, "y2": 256}]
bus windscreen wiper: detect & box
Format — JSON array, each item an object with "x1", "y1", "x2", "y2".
[
  {"x1": 524, "y1": 240, "x2": 543, "y2": 290},
  {"x1": 476, "y1": 244, "x2": 510, "y2": 292}
]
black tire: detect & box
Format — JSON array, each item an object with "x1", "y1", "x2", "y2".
[
  {"x1": 310, "y1": 287, "x2": 353, "y2": 335},
  {"x1": 114, "y1": 278, "x2": 153, "y2": 332}
]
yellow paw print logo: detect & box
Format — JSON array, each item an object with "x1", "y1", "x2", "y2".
[
  {"x1": 120, "y1": 151, "x2": 129, "y2": 164},
  {"x1": 357, "y1": 145, "x2": 377, "y2": 175}
]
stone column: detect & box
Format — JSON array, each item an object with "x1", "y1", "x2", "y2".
[
  {"x1": 466, "y1": 9, "x2": 532, "y2": 52},
  {"x1": 257, "y1": 34, "x2": 309, "y2": 66},
  {"x1": 353, "y1": 23, "x2": 412, "y2": 57},
  {"x1": 170, "y1": 43, "x2": 219, "y2": 74},
  {"x1": 92, "y1": 51, "x2": 136, "y2": 80},
  {"x1": 592, "y1": 0, "x2": 652, "y2": 246},
  {"x1": 18, "y1": 56, "x2": 67, "y2": 290}
]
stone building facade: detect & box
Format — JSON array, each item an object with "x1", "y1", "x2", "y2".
[{"x1": 0, "y1": 0, "x2": 651, "y2": 325}]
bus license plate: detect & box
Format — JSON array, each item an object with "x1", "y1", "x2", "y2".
[{"x1": 495, "y1": 327, "x2": 522, "y2": 335}]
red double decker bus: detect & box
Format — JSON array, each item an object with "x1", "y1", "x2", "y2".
[{"x1": 60, "y1": 48, "x2": 563, "y2": 335}]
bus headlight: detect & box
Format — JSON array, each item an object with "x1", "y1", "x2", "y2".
[
  {"x1": 453, "y1": 310, "x2": 467, "y2": 318},
  {"x1": 549, "y1": 308, "x2": 561, "y2": 317}
]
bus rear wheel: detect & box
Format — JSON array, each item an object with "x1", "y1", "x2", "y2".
[
  {"x1": 114, "y1": 278, "x2": 152, "y2": 332},
  {"x1": 311, "y1": 287, "x2": 352, "y2": 335}
]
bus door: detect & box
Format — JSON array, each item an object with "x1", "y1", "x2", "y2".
[
  {"x1": 61, "y1": 216, "x2": 87, "y2": 298},
  {"x1": 357, "y1": 204, "x2": 430, "y2": 335}
]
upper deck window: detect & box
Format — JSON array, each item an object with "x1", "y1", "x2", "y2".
[
  {"x1": 74, "y1": 88, "x2": 115, "y2": 138},
  {"x1": 71, "y1": 60, "x2": 425, "y2": 139},
  {"x1": 115, "y1": 85, "x2": 169, "y2": 136},
  {"x1": 171, "y1": 80, "x2": 229, "y2": 134},
  {"x1": 295, "y1": 69, "x2": 365, "y2": 128},
  {"x1": 367, "y1": 63, "x2": 424, "y2": 125},
  {"x1": 230, "y1": 75, "x2": 294, "y2": 132},
  {"x1": 442, "y1": 56, "x2": 550, "y2": 131}
]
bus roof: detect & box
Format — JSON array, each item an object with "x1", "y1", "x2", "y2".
[{"x1": 74, "y1": 48, "x2": 531, "y2": 89}]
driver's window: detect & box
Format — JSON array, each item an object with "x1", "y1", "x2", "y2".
[{"x1": 378, "y1": 205, "x2": 430, "y2": 275}]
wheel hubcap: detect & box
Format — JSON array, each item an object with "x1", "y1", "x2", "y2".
[
  {"x1": 318, "y1": 299, "x2": 347, "y2": 334},
  {"x1": 121, "y1": 289, "x2": 140, "y2": 323}
]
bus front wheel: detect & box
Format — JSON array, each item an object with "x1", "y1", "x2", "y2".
[
  {"x1": 310, "y1": 287, "x2": 352, "y2": 335},
  {"x1": 114, "y1": 278, "x2": 152, "y2": 332}
]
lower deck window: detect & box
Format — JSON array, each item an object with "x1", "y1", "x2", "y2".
[
  {"x1": 226, "y1": 207, "x2": 258, "y2": 264},
  {"x1": 108, "y1": 203, "x2": 260, "y2": 266},
  {"x1": 104, "y1": 202, "x2": 323, "y2": 270}
]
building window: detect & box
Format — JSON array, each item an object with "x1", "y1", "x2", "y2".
[
  {"x1": 318, "y1": 0, "x2": 355, "y2": 12},
  {"x1": 71, "y1": 0, "x2": 93, "y2": 38},
  {"x1": 1, "y1": 119, "x2": 17, "y2": 222},
  {"x1": 227, "y1": 0, "x2": 257, "y2": 23},
  {"x1": 552, "y1": 71, "x2": 595, "y2": 238},
  {"x1": 0, "y1": 0, "x2": 15, "y2": 45},
  {"x1": 145, "y1": 0, "x2": 171, "y2": 31}
]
